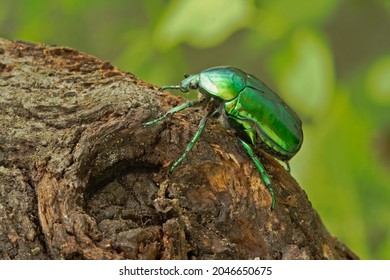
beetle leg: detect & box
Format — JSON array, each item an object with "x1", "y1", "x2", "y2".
[
  {"x1": 168, "y1": 110, "x2": 211, "y2": 175},
  {"x1": 285, "y1": 161, "x2": 291, "y2": 173},
  {"x1": 144, "y1": 99, "x2": 205, "y2": 127},
  {"x1": 239, "y1": 139, "x2": 275, "y2": 210},
  {"x1": 160, "y1": 85, "x2": 182, "y2": 91}
]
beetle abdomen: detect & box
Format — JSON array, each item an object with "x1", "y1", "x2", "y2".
[{"x1": 225, "y1": 76, "x2": 303, "y2": 159}]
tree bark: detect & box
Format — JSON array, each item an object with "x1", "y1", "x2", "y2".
[{"x1": 0, "y1": 38, "x2": 358, "y2": 260}]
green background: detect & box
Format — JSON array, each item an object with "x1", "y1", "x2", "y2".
[{"x1": 1, "y1": 0, "x2": 390, "y2": 259}]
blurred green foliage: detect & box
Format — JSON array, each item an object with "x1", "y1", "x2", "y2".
[{"x1": 1, "y1": 0, "x2": 390, "y2": 259}]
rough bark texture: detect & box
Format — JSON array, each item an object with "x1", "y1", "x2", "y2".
[{"x1": 0, "y1": 38, "x2": 358, "y2": 260}]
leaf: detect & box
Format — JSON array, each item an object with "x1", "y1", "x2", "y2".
[
  {"x1": 272, "y1": 27, "x2": 334, "y2": 118},
  {"x1": 365, "y1": 55, "x2": 390, "y2": 105},
  {"x1": 154, "y1": 0, "x2": 252, "y2": 49}
]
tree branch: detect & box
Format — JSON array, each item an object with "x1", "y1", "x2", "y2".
[{"x1": 0, "y1": 38, "x2": 358, "y2": 259}]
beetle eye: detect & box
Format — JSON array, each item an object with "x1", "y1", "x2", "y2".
[{"x1": 189, "y1": 81, "x2": 198, "y2": 89}]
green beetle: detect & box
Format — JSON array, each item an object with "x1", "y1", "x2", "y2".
[{"x1": 144, "y1": 66, "x2": 303, "y2": 209}]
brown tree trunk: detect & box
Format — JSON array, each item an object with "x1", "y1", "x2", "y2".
[{"x1": 0, "y1": 38, "x2": 358, "y2": 260}]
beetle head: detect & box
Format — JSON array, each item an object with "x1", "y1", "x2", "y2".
[{"x1": 179, "y1": 74, "x2": 200, "y2": 92}]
